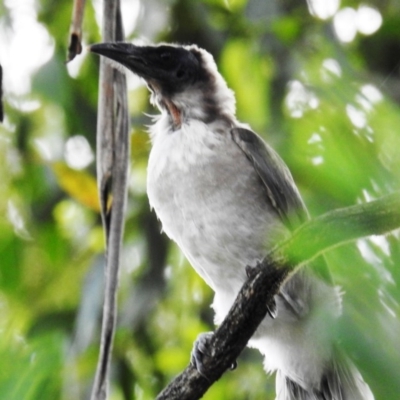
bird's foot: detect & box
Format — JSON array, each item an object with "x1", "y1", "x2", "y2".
[
  {"x1": 245, "y1": 264, "x2": 258, "y2": 279},
  {"x1": 190, "y1": 332, "x2": 214, "y2": 379},
  {"x1": 191, "y1": 332, "x2": 237, "y2": 378},
  {"x1": 191, "y1": 332, "x2": 213, "y2": 379}
]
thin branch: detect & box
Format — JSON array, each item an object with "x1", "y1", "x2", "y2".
[
  {"x1": 67, "y1": 0, "x2": 87, "y2": 62},
  {"x1": 156, "y1": 191, "x2": 400, "y2": 399},
  {"x1": 90, "y1": 1, "x2": 129, "y2": 400},
  {"x1": 0, "y1": 64, "x2": 3, "y2": 122}
]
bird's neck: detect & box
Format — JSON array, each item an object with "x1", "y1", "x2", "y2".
[
  {"x1": 162, "y1": 99, "x2": 182, "y2": 129},
  {"x1": 156, "y1": 92, "x2": 235, "y2": 131},
  {"x1": 150, "y1": 79, "x2": 237, "y2": 131}
]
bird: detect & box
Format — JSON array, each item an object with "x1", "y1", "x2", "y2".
[{"x1": 90, "y1": 42, "x2": 374, "y2": 400}]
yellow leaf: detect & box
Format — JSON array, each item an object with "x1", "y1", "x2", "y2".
[{"x1": 52, "y1": 162, "x2": 100, "y2": 212}]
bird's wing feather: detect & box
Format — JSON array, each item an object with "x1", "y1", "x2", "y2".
[
  {"x1": 231, "y1": 127, "x2": 308, "y2": 231},
  {"x1": 276, "y1": 346, "x2": 375, "y2": 400},
  {"x1": 231, "y1": 127, "x2": 332, "y2": 284}
]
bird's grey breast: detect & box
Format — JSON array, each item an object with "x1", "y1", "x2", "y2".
[{"x1": 147, "y1": 120, "x2": 286, "y2": 290}]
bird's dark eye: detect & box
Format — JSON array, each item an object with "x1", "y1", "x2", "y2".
[{"x1": 176, "y1": 69, "x2": 186, "y2": 79}]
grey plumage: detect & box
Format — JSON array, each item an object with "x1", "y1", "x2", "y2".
[
  {"x1": 276, "y1": 348, "x2": 373, "y2": 400},
  {"x1": 90, "y1": 42, "x2": 374, "y2": 400},
  {"x1": 231, "y1": 127, "x2": 307, "y2": 230}
]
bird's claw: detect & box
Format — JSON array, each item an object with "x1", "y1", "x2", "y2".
[
  {"x1": 267, "y1": 298, "x2": 277, "y2": 319},
  {"x1": 191, "y1": 332, "x2": 214, "y2": 379},
  {"x1": 191, "y1": 332, "x2": 238, "y2": 377},
  {"x1": 245, "y1": 265, "x2": 258, "y2": 279}
]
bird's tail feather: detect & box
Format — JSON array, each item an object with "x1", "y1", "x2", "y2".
[{"x1": 275, "y1": 348, "x2": 374, "y2": 400}]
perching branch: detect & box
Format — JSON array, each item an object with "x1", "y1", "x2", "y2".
[
  {"x1": 67, "y1": 0, "x2": 87, "y2": 62},
  {"x1": 90, "y1": 1, "x2": 129, "y2": 400},
  {"x1": 156, "y1": 191, "x2": 400, "y2": 400}
]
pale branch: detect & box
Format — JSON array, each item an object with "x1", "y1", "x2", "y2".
[
  {"x1": 67, "y1": 0, "x2": 87, "y2": 62},
  {"x1": 0, "y1": 64, "x2": 3, "y2": 122},
  {"x1": 156, "y1": 191, "x2": 400, "y2": 400},
  {"x1": 90, "y1": 1, "x2": 129, "y2": 400}
]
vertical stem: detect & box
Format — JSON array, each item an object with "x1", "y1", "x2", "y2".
[{"x1": 90, "y1": 1, "x2": 129, "y2": 399}]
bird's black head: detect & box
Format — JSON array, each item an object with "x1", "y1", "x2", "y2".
[
  {"x1": 90, "y1": 42, "x2": 236, "y2": 126},
  {"x1": 90, "y1": 42, "x2": 206, "y2": 96}
]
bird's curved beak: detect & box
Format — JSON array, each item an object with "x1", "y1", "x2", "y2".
[{"x1": 90, "y1": 42, "x2": 151, "y2": 80}]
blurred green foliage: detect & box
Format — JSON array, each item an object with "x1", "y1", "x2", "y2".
[{"x1": 0, "y1": 0, "x2": 399, "y2": 399}]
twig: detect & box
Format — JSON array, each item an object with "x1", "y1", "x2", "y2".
[
  {"x1": 90, "y1": 1, "x2": 129, "y2": 400},
  {"x1": 67, "y1": 0, "x2": 87, "y2": 62},
  {"x1": 0, "y1": 64, "x2": 3, "y2": 122},
  {"x1": 156, "y1": 191, "x2": 400, "y2": 399}
]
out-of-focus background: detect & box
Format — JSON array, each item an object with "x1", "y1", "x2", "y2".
[{"x1": 0, "y1": 0, "x2": 399, "y2": 399}]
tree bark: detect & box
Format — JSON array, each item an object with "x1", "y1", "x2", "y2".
[{"x1": 90, "y1": 2, "x2": 129, "y2": 400}]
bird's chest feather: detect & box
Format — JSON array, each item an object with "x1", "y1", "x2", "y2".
[
  {"x1": 147, "y1": 120, "x2": 237, "y2": 241},
  {"x1": 147, "y1": 119, "x2": 282, "y2": 290}
]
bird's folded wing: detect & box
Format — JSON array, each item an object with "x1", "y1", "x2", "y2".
[
  {"x1": 231, "y1": 127, "x2": 333, "y2": 285},
  {"x1": 231, "y1": 127, "x2": 308, "y2": 231}
]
